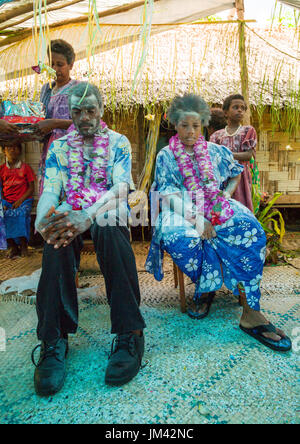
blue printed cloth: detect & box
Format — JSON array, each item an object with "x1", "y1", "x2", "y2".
[
  {"x1": 145, "y1": 143, "x2": 266, "y2": 311},
  {"x1": 2, "y1": 198, "x2": 33, "y2": 242},
  {"x1": 43, "y1": 128, "x2": 135, "y2": 216}
]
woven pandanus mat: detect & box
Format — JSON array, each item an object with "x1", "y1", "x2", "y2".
[
  {"x1": 0, "y1": 263, "x2": 299, "y2": 307},
  {"x1": 0, "y1": 245, "x2": 299, "y2": 425},
  {"x1": 0, "y1": 291, "x2": 299, "y2": 424},
  {"x1": 77, "y1": 264, "x2": 300, "y2": 307}
]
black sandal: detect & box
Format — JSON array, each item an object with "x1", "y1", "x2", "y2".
[
  {"x1": 187, "y1": 292, "x2": 215, "y2": 320},
  {"x1": 239, "y1": 323, "x2": 292, "y2": 352}
]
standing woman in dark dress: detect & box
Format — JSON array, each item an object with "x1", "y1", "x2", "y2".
[{"x1": 34, "y1": 39, "x2": 78, "y2": 195}]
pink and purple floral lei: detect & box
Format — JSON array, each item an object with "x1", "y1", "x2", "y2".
[
  {"x1": 169, "y1": 133, "x2": 233, "y2": 225},
  {"x1": 66, "y1": 121, "x2": 109, "y2": 210}
]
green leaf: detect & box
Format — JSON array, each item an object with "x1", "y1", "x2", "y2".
[{"x1": 258, "y1": 192, "x2": 283, "y2": 222}]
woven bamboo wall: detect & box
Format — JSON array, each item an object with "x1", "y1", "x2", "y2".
[
  {"x1": 2, "y1": 109, "x2": 299, "y2": 210},
  {"x1": 254, "y1": 112, "x2": 300, "y2": 206}
]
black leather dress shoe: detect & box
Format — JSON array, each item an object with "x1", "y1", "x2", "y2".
[
  {"x1": 32, "y1": 338, "x2": 68, "y2": 397},
  {"x1": 105, "y1": 332, "x2": 144, "y2": 386}
]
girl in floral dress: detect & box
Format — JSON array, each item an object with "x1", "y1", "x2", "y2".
[
  {"x1": 146, "y1": 94, "x2": 291, "y2": 352},
  {"x1": 210, "y1": 94, "x2": 257, "y2": 212}
]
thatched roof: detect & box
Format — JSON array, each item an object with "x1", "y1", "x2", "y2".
[
  {"x1": 1, "y1": 1, "x2": 298, "y2": 113},
  {"x1": 0, "y1": 22, "x2": 299, "y2": 112},
  {"x1": 0, "y1": 0, "x2": 234, "y2": 36},
  {"x1": 0, "y1": 0, "x2": 233, "y2": 70},
  {"x1": 84, "y1": 23, "x2": 298, "y2": 110},
  {"x1": 279, "y1": 1, "x2": 300, "y2": 9}
]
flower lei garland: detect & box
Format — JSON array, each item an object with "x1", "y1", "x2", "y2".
[
  {"x1": 66, "y1": 121, "x2": 109, "y2": 210},
  {"x1": 169, "y1": 134, "x2": 233, "y2": 226}
]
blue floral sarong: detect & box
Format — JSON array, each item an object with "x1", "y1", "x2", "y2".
[
  {"x1": 145, "y1": 143, "x2": 266, "y2": 311},
  {"x1": 2, "y1": 198, "x2": 33, "y2": 243}
]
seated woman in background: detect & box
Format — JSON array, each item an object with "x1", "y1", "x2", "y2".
[
  {"x1": 0, "y1": 144, "x2": 35, "y2": 258},
  {"x1": 34, "y1": 39, "x2": 78, "y2": 195},
  {"x1": 145, "y1": 93, "x2": 291, "y2": 353},
  {"x1": 204, "y1": 107, "x2": 227, "y2": 141}
]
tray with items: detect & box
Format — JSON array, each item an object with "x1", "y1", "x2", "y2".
[{"x1": 0, "y1": 100, "x2": 45, "y2": 142}]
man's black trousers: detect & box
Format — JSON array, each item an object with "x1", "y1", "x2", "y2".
[{"x1": 36, "y1": 223, "x2": 146, "y2": 342}]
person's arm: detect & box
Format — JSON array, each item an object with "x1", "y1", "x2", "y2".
[
  {"x1": 209, "y1": 132, "x2": 219, "y2": 144},
  {"x1": 153, "y1": 148, "x2": 198, "y2": 223},
  {"x1": 12, "y1": 164, "x2": 36, "y2": 208},
  {"x1": 42, "y1": 131, "x2": 134, "y2": 248},
  {"x1": 223, "y1": 174, "x2": 241, "y2": 198},
  {"x1": 161, "y1": 192, "x2": 197, "y2": 224},
  {"x1": 34, "y1": 119, "x2": 73, "y2": 137},
  {"x1": 234, "y1": 127, "x2": 257, "y2": 162},
  {"x1": 44, "y1": 180, "x2": 130, "y2": 249},
  {"x1": 35, "y1": 142, "x2": 65, "y2": 237},
  {"x1": 0, "y1": 119, "x2": 19, "y2": 134},
  {"x1": 162, "y1": 193, "x2": 216, "y2": 239},
  {"x1": 12, "y1": 182, "x2": 34, "y2": 209},
  {"x1": 35, "y1": 192, "x2": 61, "y2": 236},
  {"x1": 0, "y1": 175, "x2": 6, "y2": 209},
  {"x1": 233, "y1": 150, "x2": 254, "y2": 162},
  {"x1": 87, "y1": 182, "x2": 128, "y2": 222}
]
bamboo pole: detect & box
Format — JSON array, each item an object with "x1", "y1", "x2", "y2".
[
  {"x1": 0, "y1": 0, "x2": 150, "y2": 42},
  {"x1": 0, "y1": 0, "x2": 60, "y2": 24},
  {"x1": 235, "y1": 0, "x2": 251, "y2": 125},
  {"x1": 0, "y1": 0, "x2": 147, "y2": 47},
  {"x1": 0, "y1": 0, "x2": 83, "y2": 33},
  {"x1": 0, "y1": 19, "x2": 256, "y2": 50}
]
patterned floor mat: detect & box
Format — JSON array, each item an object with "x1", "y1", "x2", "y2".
[{"x1": 0, "y1": 282, "x2": 299, "y2": 424}]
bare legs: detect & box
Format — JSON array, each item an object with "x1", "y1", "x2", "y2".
[
  {"x1": 190, "y1": 284, "x2": 287, "y2": 343},
  {"x1": 6, "y1": 237, "x2": 28, "y2": 258},
  {"x1": 6, "y1": 239, "x2": 19, "y2": 259},
  {"x1": 238, "y1": 285, "x2": 286, "y2": 342}
]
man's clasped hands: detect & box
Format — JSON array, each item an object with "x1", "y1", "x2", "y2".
[{"x1": 37, "y1": 207, "x2": 91, "y2": 249}]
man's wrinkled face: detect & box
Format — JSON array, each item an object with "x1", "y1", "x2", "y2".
[{"x1": 70, "y1": 94, "x2": 102, "y2": 137}]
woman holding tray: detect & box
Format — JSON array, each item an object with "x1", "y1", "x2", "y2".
[{"x1": 34, "y1": 39, "x2": 78, "y2": 195}]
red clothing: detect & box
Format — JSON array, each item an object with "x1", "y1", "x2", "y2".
[
  {"x1": 210, "y1": 126, "x2": 257, "y2": 212},
  {"x1": 0, "y1": 162, "x2": 36, "y2": 203}
]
